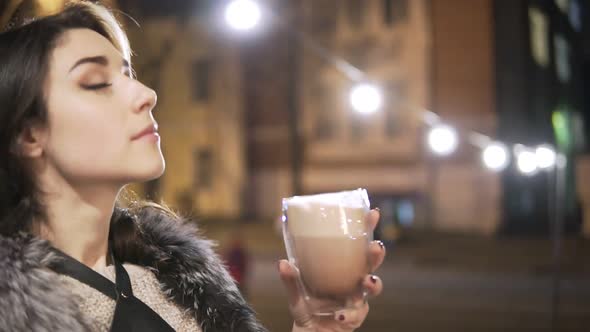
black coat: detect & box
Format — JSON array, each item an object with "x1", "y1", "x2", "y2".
[{"x1": 0, "y1": 208, "x2": 268, "y2": 332}]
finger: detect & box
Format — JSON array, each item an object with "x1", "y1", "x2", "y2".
[
  {"x1": 365, "y1": 209, "x2": 380, "y2": 233},
  {"x1": 369, "y1": 240, "x2": 386, "y2": 272},
  {"x1": 363, "y1": 274, "x2": 383, "y2": 297},
  {"x1": 278, "y1": 259, "x2": 301, "y2": 306},
  {"x1": 333, "y1": 302, "x2": 369, "y2": 330}
]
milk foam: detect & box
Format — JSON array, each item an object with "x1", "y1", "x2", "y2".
[{"x1": 283, "y1": 189, "x2": 369, "y2": 237}]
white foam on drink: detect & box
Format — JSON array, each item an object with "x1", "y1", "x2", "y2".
[
  {"x1": 285, "y1": 189, "x2": 369, "y2": 209},
  {"x1": 283, "y1": 189, "x2": 369, "y2": 237}
]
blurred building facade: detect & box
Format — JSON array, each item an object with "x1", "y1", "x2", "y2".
[
  {"x1": 243, "y1": 0, "x2": 588, "y2": 236},
  {"x1": 429, "y1": 0, "x2": 500, "y2": 234},
  {"x1": 298, "y1": 0, "x2": 433, "y2": 231},
  {"x1": 243, "y1": 0, "x2": 502, "y2": 235}
]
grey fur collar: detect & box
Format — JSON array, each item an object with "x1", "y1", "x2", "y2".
[{"x1": 0, "y1": 209, "x2": 268, "y2": 332}]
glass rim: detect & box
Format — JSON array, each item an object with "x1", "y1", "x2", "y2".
[{"x1": 282, "y1": 188, "x2": 369, "y2": 210}]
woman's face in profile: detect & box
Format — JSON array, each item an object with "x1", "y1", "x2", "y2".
[{"x1": 40, "y1": 28, "x2": 165, "y2": 186}]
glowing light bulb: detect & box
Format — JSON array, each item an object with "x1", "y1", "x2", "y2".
[
  {"x1": 482, "y1": 142, "x2": 509, "y2": 171},
  {"x1": 535, "y1": 145, "x2": 556, "y2": 169},
  {"x1": 428, "y1": 124, "x2": 458, "y2": 156},
  {"x1": 517, "y1": 149, "x2": 538, "y2": 175},
  {"x1": 349, "y1": 83, "x2": 382, "y2": 114},
  {"x1": 225, "y1": 0, "x2": 261, "y2": 31}
]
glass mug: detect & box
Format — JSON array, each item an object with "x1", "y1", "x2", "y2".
[{"x1": 282, "y1": 189, "x2": 372, "y2": 316}]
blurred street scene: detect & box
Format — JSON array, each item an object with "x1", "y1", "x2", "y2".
[
  {"x1": 203, "y1": 222, "x2": 590, "y2": 331},
  {"x1": 3, "y1": 0, "x2": 590, "y2": 331}
]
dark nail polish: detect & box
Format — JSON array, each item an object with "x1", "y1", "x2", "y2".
[
  {"x1": 376, "y1": 240, "x2": 385, "y2": 250},
  {"x1": 370, "y1": 275, "x2": 378, "y2": 284},
  {"x1": 338, "y1": 314, "x2": 345, "y2": 321}
]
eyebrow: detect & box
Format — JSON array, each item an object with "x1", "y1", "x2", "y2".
[{"x1": 68, "y1": 55, "x2": 130, "y2": 73}]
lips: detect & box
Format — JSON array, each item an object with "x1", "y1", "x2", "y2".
[{"x1": 131, "y1": 123, "x2": 159, "y2": 140}]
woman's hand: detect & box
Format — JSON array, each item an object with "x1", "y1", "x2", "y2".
[{"x1": 279, "y1": 209, "x2": 385, "y2": 332}]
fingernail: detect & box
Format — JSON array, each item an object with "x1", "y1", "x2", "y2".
[
  {"x1": 376, "y1": 240, "x2": 385, "y2": 250},
  {"x1": 338, "y1": 314, "x2": 345, "y2": 321},
  {"x1": 374, "y1": 207, "x2": 380, "y2": 212},
  {"x1": 370, "y1": 275, "x2": 378, "y2": 284}
]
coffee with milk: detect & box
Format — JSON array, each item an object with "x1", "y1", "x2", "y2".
[{"x1": 283, "y1": 192, "x2": 370, "y2": 302}]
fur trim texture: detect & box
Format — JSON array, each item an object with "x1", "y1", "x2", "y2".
[{"x1": 0, "y1": 206, "x2": 268, "y2": 332}]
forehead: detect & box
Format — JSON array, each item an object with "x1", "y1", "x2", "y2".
[{"x1": 50, "y1": 28, "x2": 123, "y2": 72}]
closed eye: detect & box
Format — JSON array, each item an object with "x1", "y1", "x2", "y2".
[{"x1": 81, "y1": 83, "x2": 113, "y2": 90}]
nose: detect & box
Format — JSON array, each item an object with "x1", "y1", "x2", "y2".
[{"x1": 133, "y1": 83, "x2": 157, "y2": 114}]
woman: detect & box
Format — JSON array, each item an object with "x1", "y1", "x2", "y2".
[{"x1": 0, "y1": 2, "x2": 385, "y2": 331}]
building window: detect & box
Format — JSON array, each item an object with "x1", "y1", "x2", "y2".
[
  {"x1": 348, "y1": 46, "x2": 368, "y2": 70},
  {"x1": 346, "y1": 0, "x2": 364, "y2": 28},
  {"x1": 311, "y1": 3, "x2": 337, "y2": 34},
  {"x1": 194, "y1": 148, "x2": 213, "y2": 190},
  {"x1": 569, "y1": 0, "x2": 582, "y2": 32},
  {"x1": 555, "y1": 0, "x2": 569, "y2": 14},
  {"x1": 350, "y1": 113, "x2": 368, "y2": 141},
  {"x1": 315, "y1": 114, "x2": 333, "y2": 140},
  {"x1": 315, "y1": 111, "x2": 334, "y2": 140},
  {"x1": 192, "y1": 59, "x2": 211, "y2": 102},
  {"x1": 384, "y1": 0, "x2": 408, "y2": 26},
  {"x1": 528, "y1": 7, "x2": 550, "y2": 68},
  {"x1": 314, "y1": 86, "x2": 334, "y2": 140},
  {"x1": 386, "y1": 81, "x2": 407, "y2": 138},
  {"x1": 554, "y1": 34, "x2": 571, "y2": 83},
  {"x1": 385, "y1": 107, "x2": 397, "y2": 138}
]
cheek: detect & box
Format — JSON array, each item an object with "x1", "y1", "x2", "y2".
[{"x1": 46, "y1": 101, "x2": 129, "y2": 168}]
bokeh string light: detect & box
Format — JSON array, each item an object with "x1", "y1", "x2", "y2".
[
  {"x1": 224, "y1": 0, "x2": 262, "y2": 31},
  {"x1": 349, "y1": 83, "x2": 383, "y2": 114},
  {"x1": 482, "y1": 142, "x2": 510, "y2": 171},
  {"x1": 516, "y1": 146, "x2": 540, "y2": 176},
  {"x1": 427, "y1": 124, "x2": 458, "y2": 156},
  {"x1": 222, "y1": 0, "x2": 562, "y2": 175}
]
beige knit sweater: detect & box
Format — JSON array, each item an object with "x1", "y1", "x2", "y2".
[{"x1": 57, "y1": 263, "x2": 202, "y2": 332}]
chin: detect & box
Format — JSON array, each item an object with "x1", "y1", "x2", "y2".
[
  {"x1": 135, "y1": 158, "x2": 166, "y2": 182},
  {"x1": 148, "y1": 160, "x2": 166, "y2": 180}
]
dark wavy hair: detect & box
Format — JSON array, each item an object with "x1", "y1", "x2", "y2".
[{"x1": 0, "y1": 2, "x2": 167, "y2": 240}]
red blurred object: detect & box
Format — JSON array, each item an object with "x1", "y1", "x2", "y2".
[{"x1": 224, "y1": 233, "x2": 250, "y2": 296}]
